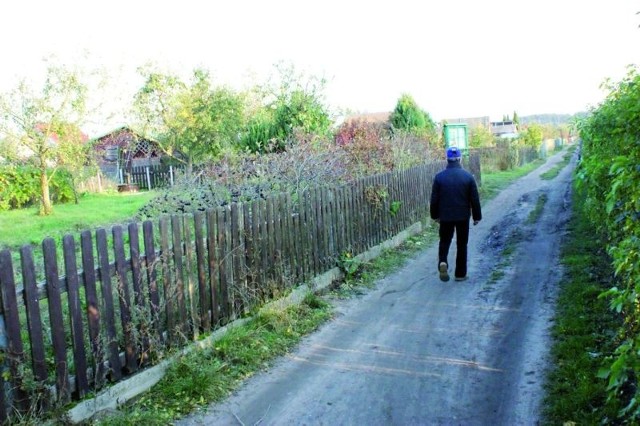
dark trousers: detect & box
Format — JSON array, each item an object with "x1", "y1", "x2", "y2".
[{"x1": 438, "y1": 220, "x2": 470, "y2": 278}]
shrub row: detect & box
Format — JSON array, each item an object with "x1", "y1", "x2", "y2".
[
  {"x1": 576, "y1": 66, "x2": 640, "y2": 420},
  {"x1": 137, "y1": 131, "x2": 438, "y2": 219},
  {"x1": 0, "y1": 166, "x2": 74, "y2": 211}
]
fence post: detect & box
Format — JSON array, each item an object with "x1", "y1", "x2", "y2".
[
  {"x1": 119, "y1": 168, "x2": 124, "y2": 185},
  {"x1": 169, "y1": 166, "x2": 174, "y2": 186},
  {"x1": 146, "y1": 167, "x2": 152, "y2": 190}
]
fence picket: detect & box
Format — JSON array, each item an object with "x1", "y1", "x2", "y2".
[
  {"x1": 257, "y1": 199, "x2": 268, "y2": 297},
  {"x1": 282, "y1": 194, "x2": 295, "y2": 285},
  {"x1": 0, "y1": 250, "x2": 29, "y2": 414},
  {"x1": 183, "y1": 215, "x2": 198, "y2": 339},
  {"x1": 170, "y1": 215, "x2": 187, "y2": 338},
  {"x1": 216, "y1": 207, "x2": 230, "y2": 321},
  {"x1": 42, "y1": 238, "x2": 70, "y2": 403},
  {"x1": 80, "y1": 230, "x2": 105, "y2": 386},
  {"x1": 128, "y1": 223, "x2": 150, "y2": 364},
  {"x1": 194, "y1": 212, "x2": 210, "y2": 331},
  {"x1": 112, "y1": 226, "x2": 137, "y2": 373},
  {"x1": 62, "y1": 235, "x2": 89, "y2": 397},
  {"x1": 142, "y1": 222, "x2": 161, "y2": 339},
  {"x1": 319, "y1": 187, "x2": 329, "y2": 271},
  {"x1": 206, "y1": 210, "x2": 219, "y2": 326},
  {"x1": 246, "y1": 201, "x2": 257, "y2": 302},
  {"x1": 230, "y1": 203, "x2": 244, "y2": 315},
  {"x1": 96, "y1": 229, "x2": 123, "y2": 380},
  {"x1": 159, "y1": 218, "x2": 175, "y2": 344}
]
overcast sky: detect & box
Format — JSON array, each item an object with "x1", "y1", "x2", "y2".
[{"x1": 1, "y1": 0, "x2": 639, "y2": 134}]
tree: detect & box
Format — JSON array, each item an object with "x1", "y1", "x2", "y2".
[
  {"x1": 0, "y1": 65, "x2": 88, "y2": 215},
  {"x1": 520, "y1": 123, "x2": 544, "y2": 149},
  {"x1": 240, "y1": 63, "x2": 333, "y2": 153},
  {"x1": 512, "y1": 111, "x2": 519, "y2": 125},
  {"x1": 389, "y1": 94, "x2": 437, "y2": 141},
  {"x1": 55, "y1": 122, "x2": 95, "y2": 203},
  {"x1": 469, "y1": 125, "x2": 494, "y2": 148},
  {"x1": 134, "y1": 67, "x2": 246, "y2": 171}
]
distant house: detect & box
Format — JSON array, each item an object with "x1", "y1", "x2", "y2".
[
  {"x1": 92, "y1": 126, "x2": 163, "y2": 177},
  {"x1": 490, "y1": 121, "x2": 519, "y2": 139}
]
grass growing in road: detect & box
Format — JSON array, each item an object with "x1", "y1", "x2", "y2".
[
  {"x1": 0, "y1": 191, "x2": 156, "y2": 249},
  {"x1": 540, "y1": 147, "x2": 575, "y2": 180},
  {"x1": 543, "y1": 190, "x2": 622, "y2": 424},
  {"x1": 525, "y1": 193, "x2": 548, "y2": 225}
]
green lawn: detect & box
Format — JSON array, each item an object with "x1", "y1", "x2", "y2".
[{"x1": 0, "y1": 191, "x2": 157, "y2": 250}]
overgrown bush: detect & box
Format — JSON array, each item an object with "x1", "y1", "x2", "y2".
[
  {"x1": 137, "y1": 123, "x2": 445, "y2": 219},
  {"x1": 576, "y1": 65, "x2": 640, "y2": 421},
  {"x1": 335, "y1": 119, "x2": 392, "y2": 175},
  {"x1": 0, "y1": 165, "x2": 74, "y2": 211},
  {"x1": 137, "y1": 138, "x2": 350, "y2": 218}
]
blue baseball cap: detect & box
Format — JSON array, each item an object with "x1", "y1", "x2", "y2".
[{"x1": 446, "y1": 146, "x2": 461, "y2": 160}]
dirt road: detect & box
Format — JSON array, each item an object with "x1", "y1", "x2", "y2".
[{"x1": 177, "y1": 148, "x2": 576, "y2": 426}]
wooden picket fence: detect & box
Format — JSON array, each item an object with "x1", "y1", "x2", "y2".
[{"x1": 0, "y1": 159, "x2": 478, "y2": 422}]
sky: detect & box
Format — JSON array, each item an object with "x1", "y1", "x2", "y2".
[{"x1": 1, "y1": 0, "x2": 639, "y2": 135}]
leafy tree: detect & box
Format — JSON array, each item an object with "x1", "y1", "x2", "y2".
[
  {"x1": 389, "y1": 94, "x2": 436, "y2": 141},
  {"x1": 519, "y1": 123, "x2": 544, "y2": 149},
  {"x1": 0, "y1": 65, "x2": 89, "y2": 215},
  {"x1": 0, "y1": 137, "x2": 21, "y2": 164},
  {"x1": 512, "y1": 111, "x2": 519, "y2": 125},
  {"x1": 241, "y1": 63, "x2": 332, "y2": 153},
  {"x1": 468, "y1": 124, "x2": 494, "y2": 148},
  {"x1": 134, "y1": 67, "x2": 246, "y2": 171},
  {"x1": 56, "y1": 122, "x2": 95, "y2": 203}
]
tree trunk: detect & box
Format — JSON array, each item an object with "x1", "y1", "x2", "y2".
[
  {"x1": 186, "y1": 159, "x2": 193, "y2": 178},
  {"x1": 39, "y1": 168, "x2": 53, "y2": 215}
]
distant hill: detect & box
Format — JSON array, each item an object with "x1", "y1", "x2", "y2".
[{"x1": 519, "y1": 113, "x2": 586, "y2": 126}]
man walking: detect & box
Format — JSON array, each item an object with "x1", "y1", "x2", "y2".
[{"x1": 430, "y1": 146, "x2": 482, "y2": 282}]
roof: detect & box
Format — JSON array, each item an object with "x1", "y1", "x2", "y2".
[{"x1": 92, "y1": 126, "x2": 156, "y2": 150}]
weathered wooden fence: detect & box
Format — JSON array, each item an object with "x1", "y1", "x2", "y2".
[{"x1": 0, "y1": 159, "x2": 478, "y2": 421}]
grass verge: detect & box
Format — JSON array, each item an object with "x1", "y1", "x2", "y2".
[
  {"x1": 543, "y1": 190, "x2": 622, "y2": 424},
  {"x1": 96, "y1": 294, "x2": 332, "y2": 425},
  {"x1": 480, "y1": 159, "x2": 545, "y2": 202},
  {"x1": 0, "y1": 191, "x2": 156, "y2": 250}
]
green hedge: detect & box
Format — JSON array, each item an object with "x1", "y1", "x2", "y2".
[
  {"x1": 0, "y1": 165, "x2": 74, "y2": 211},
  {"x1": 576, "y1": 66, "x2": 640, "y2": 420}
]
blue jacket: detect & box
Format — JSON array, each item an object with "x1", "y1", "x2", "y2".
[{"x1": 430, "y1": 161, "x2": 482, "y2": 222}]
